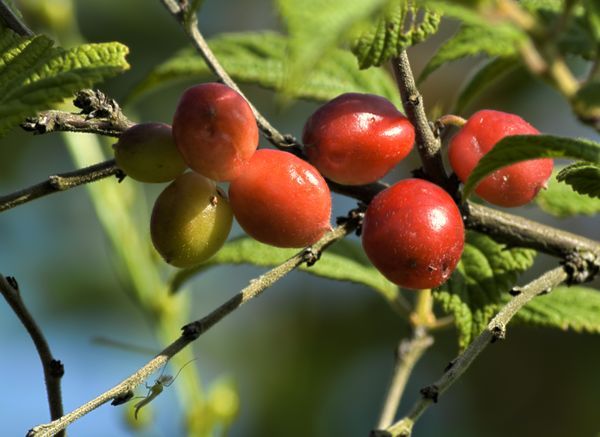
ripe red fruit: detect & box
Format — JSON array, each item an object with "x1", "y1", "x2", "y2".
[
  {"x1": 361, "y1": 179, "x2": 464, "y2": 289},
  {"x1": 448, "y1": 109, "x2": 553, "y2": 207},
  {"x1": 229, "y1": 149, "x2": 332, "y2": 248},
  {"x1": 302, "y1": 93, "x2": 415, "y2": 185},
  {"x1": 113, "y1": 122, "x2": 187, "y2": 183},
  {"x1": 172, "y1": 83, "x2": 259, "y2": 181}
]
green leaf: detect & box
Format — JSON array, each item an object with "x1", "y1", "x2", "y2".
[
  {"x1": 433, "y1": 231, "x2": 536, "y2": 350},
  {"x1": 130, "y1": 31, "x2": 400, "y2": 105},
  {"x1": 0, "y1": 28, "x2": 129, "y2": 136},
  {"x1": 583, "y1": 0, "x2": 600, "y2": 42},
  {"x1": 454, "y1": 57, "x2": 519, "y2": 113},
  {"x1": 419, "y1": 24, "x2": 520, "y2": 83},
  {"x1": 171, "y1": 236, "x2": 399, "y2": 303},
  {"x1": 556, "y1": 161, "x2": 600, "y2": 198},
  {"x1": 515, "y1": 286, "x2": 600, "y2": 334},
  {"x1": 536, "y1": 169, "x2": 600, "y2": 216},
  {"x1": 276, "y1": 0, "x2": 387, "y2": 96},
  {"x1": 352, "y1": 0, "x2": 441, "y2": 69},
  {"x1": 463, "y1": 135, "x2": 600, "y2": 200}
]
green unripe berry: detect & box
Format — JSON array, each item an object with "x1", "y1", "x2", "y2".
[
  {"x1": 150, "y1": 172, "x2": 233, "y2": 268},
  {"x1": 113, "y1": 122, "x2": 187, "y2": 183}
]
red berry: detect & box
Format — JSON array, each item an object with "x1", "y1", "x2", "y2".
[
  {"x1": 172, "y1": 83, "x2": 259, "y2": 181},
  {"x1": 302, "y1": 93, "x2": 415, "y2": 185},
  {"x1": 229, "y1": 149, "x2": 332, "y2": 248},
  {"x1": 361, "y1": 179, "x2": 464, "y2": 289},
  {"x1": 448, "y1": 109, "x2": 553, "y2": 207}
]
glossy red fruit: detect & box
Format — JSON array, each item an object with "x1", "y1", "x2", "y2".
[
  {"x1": 172, "y1": 83, "x2": 259, "y2": 181},
  {"x1": 448, "y1": 109, "x2": 553, "y2": 207},
  {"x1": 362, "y1": 179, "x2": 464, "y2": 290},
  {"x1": 302, "y1": 93, "x2": 415, "y2": 185},
  {"x1": 229, "y1": 149, "x2": 332, "y2": 248},
  {"x1": 113, "y1": 122, "x2": 186, "y2": 183}
]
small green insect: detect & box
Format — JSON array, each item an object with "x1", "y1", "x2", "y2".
[{"x1": 134, "y1": 359, "x2": 196, "y2": 419}]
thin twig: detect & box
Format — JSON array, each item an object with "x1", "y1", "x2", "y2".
[
  {"x1": 27, "y1": 219, "x2": 359, "y2": 437},
  {"x1": 0, "y1": 159, "x2": 123, "y2": 213},
  {"x1": 159, "y1": 0, "x2": 301, "y2": 151},
  {"x1": 0, "y1": 0, "x2": 34, "y2": 36},
  {"x1": 373, "y1": 266, "x2": 570, "y2": 437},
  {"x1": 21, "y1": 110, "x2": 134, "y2": 137},
  {"x1": 0, "y1": 275, "x2": 64, "y2": 435},
  {"x1": 376, "y1": 328, "x2": 433, "y2": 429},
  {"x1": 391, "y1": 52, "x2": 448, "y2": 186},
  {"x1": 464, "y1": 202, "x2": 600, "y2": 258}
]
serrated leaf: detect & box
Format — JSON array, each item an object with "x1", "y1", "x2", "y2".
[
  {"x1": 463, "y1": 135, "x2": 600, "y2": 200},
  {"x1": 515, "y1": 286, "x2": 600, "y2": 334},
  {"x1": 419, "y1": 24, "x2": 520, "y2": 83},
  {"x1": 0, "y1": 28, "x2": 129, "y2": 136},
  {"x1": 130, "y1": 31, "x2": 400, "y2": 105},
  {"x1": 556, "y1": 161, "x2": 600, "y2": 198},
  {"x1": 454, "y1": 57, "x2": 519, "y2": 114},
  {"x1": 433, "y1": 231, "x2": 536, "y2": 350},
  {"x1": 171, "y1": 236, "x2": 399, "y2": 303},
  {"x1": 277, "y1": 0, "x2": 387, "y2": 97},
  {"x1": 352, "y1": 0, "x2": 441, "y2": 69},
  {"x1": 536, "y1": 169, "x2": 600, "y2": 216}
]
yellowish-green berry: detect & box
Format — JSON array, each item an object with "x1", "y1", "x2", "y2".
[
  {"x1": 150, "y1": 172, "x2": 233, "y2": 268},
  {"x1": 114, "y1": 122, "x2": 187, "y2": 183}
]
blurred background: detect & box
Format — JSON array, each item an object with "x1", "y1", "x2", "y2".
[{"x1": 0, "y1": 0, "x2": 599, "y2": 436}]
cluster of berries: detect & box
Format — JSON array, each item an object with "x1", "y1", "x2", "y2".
[{"x1": 113, "y1": 83, "x2": 552, "y2": 290}]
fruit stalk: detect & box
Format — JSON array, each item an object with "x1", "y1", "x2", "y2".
[{"x1": 391, "y1": 52, "x2": 448, "y2": 186}]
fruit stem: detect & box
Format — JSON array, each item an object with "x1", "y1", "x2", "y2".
[
  {"x1": 411, "y1": 289, "x2": 435, "y2": 328},
  {"x1": 391, "y1": 52, "x2": 449, "y2": 188}
]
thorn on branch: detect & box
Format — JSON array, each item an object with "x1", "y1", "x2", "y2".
[
  {"x1": 444, "y1": 360, "x2": 455, "y2": 373},
  {"x1": 509, "y1": 287, "x2": 522, "y2": 296},
  {"x1": 302, "y1": 248, "x2": 320, "y2": 267},
  {"x1": 490, "y1": 324, "x2": 506, "y2": 342},
  {"x1": 115, "y1": 169, "x2": 126, "y2": 183},
  {"x1": 6, "y1": 276, "x2": 19, "y2": 291},
  {"x1": 181, "y1": 321, "x2": 202, "y2": 340},
  {"x1": 419, "y1": 384, "x2": 439, "y2": 403},
  {"x1": 111, "y1": 390, "x2": 135, "y2": 406},
  {"x1": 50, "y1": 359, "x2": 65, "y2": 378}
]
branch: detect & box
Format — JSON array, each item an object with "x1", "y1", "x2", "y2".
[
  {"x1": 27, "y1": 217, "x2": 360, "y2": 436},
  {"x1": 0, "y1": 159, "x2": 123, "y2": 213},
  {"x1": 464, "y1": 202, "x2": 600, "y2": 258},
  {"x1": 0, "y1": 275, "x2": 64, "y2": 435},
  {"x1": 376, "y1": 328, "x2": 433, "y2": 429},
  {"x1": 373, "y1": 266, "x2": 570, "y2": 437},
  {"x1": 0, "y1": 0, "x2": 34, "y2": 36},
  {"x1": 159, "y1": 0, "x2": 301, "y2": 151},
  {"x1": 391, "y1": 52, "x2": 448, "y2": 186},
  {"x1": 21, "y1": 89, "x2": 135, "y2": 137}
]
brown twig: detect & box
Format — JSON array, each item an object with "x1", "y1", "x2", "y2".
[
  {"x1": 159, "y1": 0, "x2": 301, "y2": 152},
  {"x1": 391, "y1": 52, "x2": 448, "y2": 187},
  {"x1": 0, "y1": 275, "x2": 64, "y2": 436},
  {"x1": 0, "y1": 159, "x2": 123, "y2": 213},
  {"x1": 375, "y1": 328, "x2": 433, "y2": 429},
  {"x1": 373, "y1": 266, "x2": 571, "y2": 437},
  {"x1": 27, "y1": 218, "x2": 359, "y2": 436}
]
